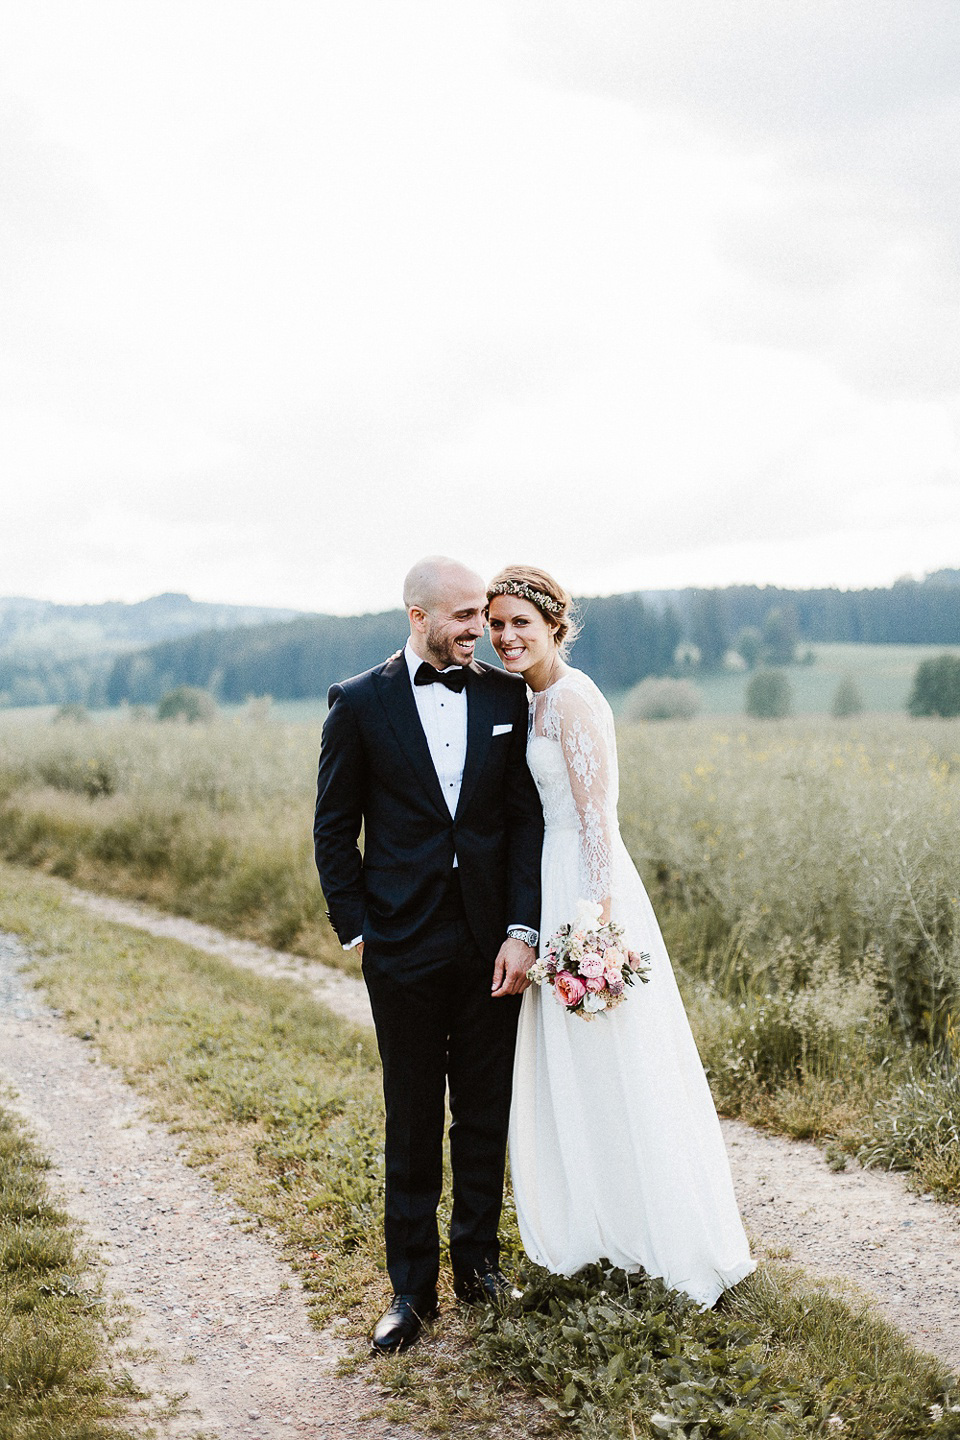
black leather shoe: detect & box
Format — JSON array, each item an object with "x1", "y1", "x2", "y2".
[
  {"x1": 453, "y1": 1268, "x2": 513, "y2": 1304},
  {"x1": 371, "y1": 1292, "x2": 439, "y2": 1354}
]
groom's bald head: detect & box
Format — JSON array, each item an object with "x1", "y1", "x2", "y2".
[{"x1": 403, "y1": 556, "x2": 485, "y2": 614}]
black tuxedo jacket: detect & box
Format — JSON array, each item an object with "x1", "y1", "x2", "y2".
[{"x1": 313, "y1": 655, "x2": 543, "y2": 960}]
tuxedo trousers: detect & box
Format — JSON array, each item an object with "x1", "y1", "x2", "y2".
[{"x1": 361, "y1": 873, "x2": 522, "y2": 1296}]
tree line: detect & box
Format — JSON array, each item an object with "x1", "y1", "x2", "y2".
[
  {"x1": 103, "y1": 595, "x2": 683, "y2": 705},
  {"x1": 103, "y1": 577, "x2": 960, "y2": 707},
  {"x1": 4, "y1": 574, "x2": 959, "y2": 709}
]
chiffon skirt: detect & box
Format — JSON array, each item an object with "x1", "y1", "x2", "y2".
[{"x1": 508, "y1": 823, "x2": 754, "y2": 1308}]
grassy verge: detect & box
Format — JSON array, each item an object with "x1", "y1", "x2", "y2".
[
  {"x1": 1, "y1": 863, "x2": 958, "y2": 1438},
  {"x1": 0, "y1": 1099, "x2": 137, "y2": 1440},
  {"x1": 0, "y1": 715, "x2": 353, "y2": 974}
]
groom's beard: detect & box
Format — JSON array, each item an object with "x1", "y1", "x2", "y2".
[{"x1": 424, "y1": 623, "x2": 478, "y2": 669}]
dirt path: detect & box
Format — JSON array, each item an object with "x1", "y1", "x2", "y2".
[
  {"x1": 0, "y1": 931, "x2": 415, "y2": 1440},
  {"x1": 65, "y1": 888, "x2": 960, "y2": 1374},
  {"x1": 68, "y1": 890, "x2": 374, "y2": 1029}
]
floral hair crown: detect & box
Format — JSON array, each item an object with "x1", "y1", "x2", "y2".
[{"x1": 488, "y1": 580, "x2": 564, "y2": 615}]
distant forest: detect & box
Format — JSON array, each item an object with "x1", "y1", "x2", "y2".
[
  {"x1": 3, "y1": 573, "x2": 959, "y2": 708},
  {"x1": 104, "y1": 575, "x2": 960, "y2": 707}
]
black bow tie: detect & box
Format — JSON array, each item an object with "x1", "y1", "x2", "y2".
[{"x1": 414, "y1": 662, "x2": 467, "y2": 693}]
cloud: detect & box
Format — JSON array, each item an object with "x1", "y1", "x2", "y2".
[
  {"x1": 0, "y1": 0, "x2": 956, "y2": 609},
  {"x1": 517, "y1": 1, "x2": 960, "y2": 397}
]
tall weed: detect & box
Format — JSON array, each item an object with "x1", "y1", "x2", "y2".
[{"x1": 619, "y1": 718, "x2": 960, "y2": 1041}]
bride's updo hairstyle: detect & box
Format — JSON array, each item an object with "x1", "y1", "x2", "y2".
[{"x1": 486, "y1": 565, "x2": 579, "y2": 656}]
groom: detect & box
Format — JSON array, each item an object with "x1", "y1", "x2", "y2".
[{"x1": 313, "y1": 556, "x2": 543, "y2": 1354}]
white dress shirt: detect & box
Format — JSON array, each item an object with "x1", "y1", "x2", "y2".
[{"x1": 403, "y1": 639, "x2": 468, "y2": 823}]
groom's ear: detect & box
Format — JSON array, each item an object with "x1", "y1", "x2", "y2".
[{"x1": 409, "y1": 605, "x2": 428, "y2": 634}]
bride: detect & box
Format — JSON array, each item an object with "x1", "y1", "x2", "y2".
[{"x1": 486, "y1": 564, "x2": 754, "y2": 1309}]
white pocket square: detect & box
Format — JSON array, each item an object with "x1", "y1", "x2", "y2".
[{"x1": 492, "y1": 723, "x2": 513, "y2": 736}]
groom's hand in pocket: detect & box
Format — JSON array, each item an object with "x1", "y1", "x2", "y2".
[{"x1": 491, "y1": 937, "x2": 535, "y2": 997}]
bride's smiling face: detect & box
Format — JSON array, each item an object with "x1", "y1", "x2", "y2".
[{"x1": 488, "y1": 595, "x2": 558, "y2": 676}]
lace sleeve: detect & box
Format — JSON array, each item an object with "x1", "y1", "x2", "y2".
[{"x1": 553, "y1": 677, "x2": 619, "y2": 909}]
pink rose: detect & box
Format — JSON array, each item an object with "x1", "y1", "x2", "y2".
[
  {"x1": 554, "y1": 971, "x2": 586, "y2": 1007},
  {"x1": 579, "y1": 951, "x2": 604, "y2": 978},
  {"x1": 584, "y1": 976, "x2": 607, "y2": 993},
  {"x1": 604, "y1": 947, "x2": 624, "y2": 970},
  {"x1": 627, "y1": 949, "x2": 644, "y2": 971}
]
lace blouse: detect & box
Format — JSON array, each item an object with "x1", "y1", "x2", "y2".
[{"x1": 528, "y1": 668, "x2": 619, "y2": 907}]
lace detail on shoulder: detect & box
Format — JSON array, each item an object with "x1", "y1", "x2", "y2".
[{"x1": 530, "y1": 669, "x2": 619, "y2": 905}]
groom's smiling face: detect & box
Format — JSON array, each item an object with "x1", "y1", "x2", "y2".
[{"x1": 414, "y1": 574, "x2": 487, "y2": 669}]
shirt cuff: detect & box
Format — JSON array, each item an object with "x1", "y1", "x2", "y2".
[{"x1": 343, "y1": 935, "x2": 363, "y2": 950}]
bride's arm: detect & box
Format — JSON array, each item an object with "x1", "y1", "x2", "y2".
[{"x1": 555, "y1": 682, "x2": 618, "y2": 922}]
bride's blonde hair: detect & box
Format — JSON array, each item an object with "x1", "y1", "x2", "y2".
[{"x1": 486, "y1": 565, "x2": 579, "y2": 655}]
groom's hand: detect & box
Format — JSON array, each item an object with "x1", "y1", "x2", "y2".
[{"x1": 491, "y1": 937, "x2": 535, "y2": 997}]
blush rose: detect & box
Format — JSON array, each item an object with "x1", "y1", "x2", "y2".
[{"x1": 554, "y1": 971, "x2": 586, "y2": 1007}]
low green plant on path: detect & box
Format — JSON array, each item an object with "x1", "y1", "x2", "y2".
[
  {"x1": 0, "y1": 1099, "x2": 138, "y2": 1440},
  {"x1": 468, "y1": 1261, "x2": 960, "y2": 1439},
  {"x1": 1, "y1": 863, "x2": 958, "y2": 1440}
]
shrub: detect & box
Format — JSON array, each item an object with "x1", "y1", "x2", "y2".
[
  {"x1": 831, "y1": 675, "x2": 864, "y2": 718},
  {"x1": 734, "y1": 626, "x2": 763, "y2": 669},
  {"x1": 156, "y1": 686, "x2": 217, "y2": 723},
  {"x1": 621, "y1": 677, "x2": 701, "y2": 722},
  {"x1": 52, "y1": 703, "x2": 89, "y2": 724},
  {"x1": 693, "y1": 938, "x2": 885, "y2": 1101},
  {"x1": 745, "y1": 669, "x2": 793, "y2": 718},
  {"x1": 761, "y1": 607, "x2": 798, "y2": 665},
  {"x1": 859, "y1": 1061, "x2": 960, "y2": 1198},
  {"x1": 908, "y1": 653, "x2": 960, "y2": 717}
]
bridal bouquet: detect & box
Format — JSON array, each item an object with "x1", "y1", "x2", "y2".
[{"x1": 527, "y1": 899, "x2": 650, "y2": 1021}]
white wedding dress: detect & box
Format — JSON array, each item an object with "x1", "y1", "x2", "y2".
[{"x1": 508, "y1": 668, "x2": 754, "y2": 1308}]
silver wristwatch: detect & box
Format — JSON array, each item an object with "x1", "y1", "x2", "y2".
[{"x1": 506, "y1": 925, "x2": 538, "y2": 948}]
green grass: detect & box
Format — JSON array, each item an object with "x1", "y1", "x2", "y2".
[
  {"x1": 1, "y1": 863, "x2": 958, "y2": 1438},
  {"x1": 686, "y1": 643, "x2": 960, "y2": 716},
  {"x1": 0, "y1": 1098, "x2": 138, "y2": 1440}
]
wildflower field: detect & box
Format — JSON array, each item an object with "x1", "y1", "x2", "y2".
[{"x1": 1, "y1": 709, "x2": 959, "y2": 1191}]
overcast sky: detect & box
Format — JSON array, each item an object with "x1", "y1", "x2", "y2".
[{"x1": 2, "y1": 1, "x2": 958, "y2": 614}]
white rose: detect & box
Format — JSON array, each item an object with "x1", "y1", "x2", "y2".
[
  {"x1": 583, "y1": 991, "x2": 607, "y2": 1013},
  {"x1": 575, "y1": 899, "x2": 603, "y2": 929}
]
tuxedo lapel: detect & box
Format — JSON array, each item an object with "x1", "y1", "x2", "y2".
[
  {"x1": 455, "y1": 664, "x2": 493, "y2": 820},
  {"x1": 373, "y1": 656, "x2": 449, "y2": 818}
]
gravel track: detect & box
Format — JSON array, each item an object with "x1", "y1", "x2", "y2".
[
  {"x1": 0, "y1": 884, "x2": 957, "y2": 1440},
  {"x1": 0, "y1": 930, "x2": 415, "y2": 1440}
]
